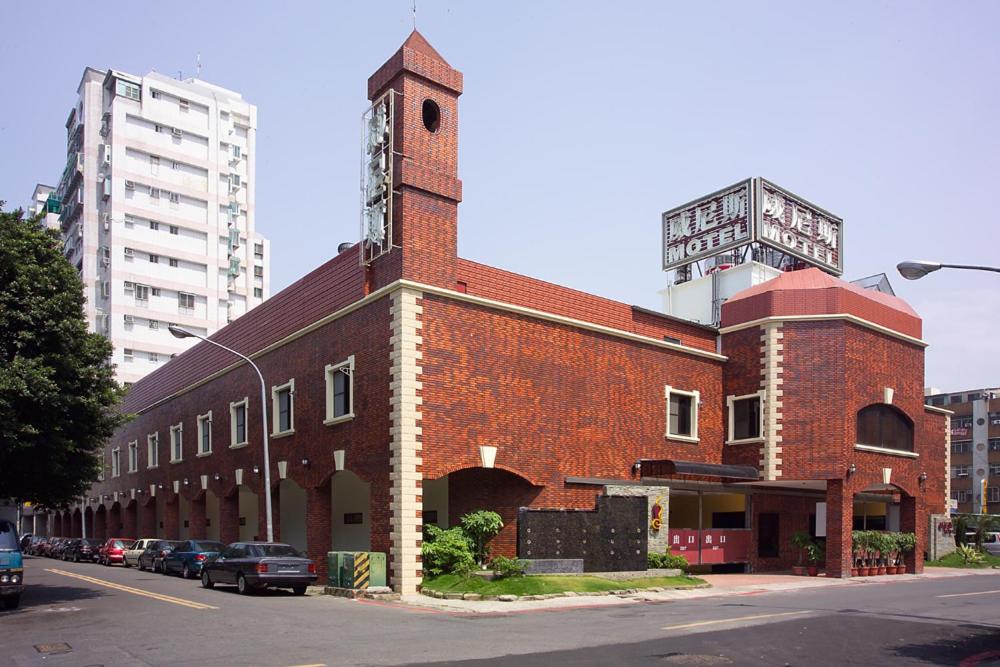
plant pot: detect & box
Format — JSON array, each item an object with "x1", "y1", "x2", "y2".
[
  {"x1": 897, "y1": 564, "x2": 907, "y2": 574},
  {"x1": 851, "y1": 568, "x2": 859, "y2": 577},
  {"x1": 877, "y1": 566, "x2": 887, "y2": 575},
  {"x1": 859, "y1": 567, "x2": 870, "y2": 576},
  {"x1": 807, "y1": 566, "x2": 818, "y2": 576},
  {"x1": 791, "y1": 565, "x2": 807, "y2": 576}
]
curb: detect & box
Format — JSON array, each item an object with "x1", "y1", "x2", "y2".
[{"x1": 418, "y1": 583, "x2": 711, "y2": 602}]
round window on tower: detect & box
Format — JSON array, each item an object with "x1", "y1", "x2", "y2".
[{"x1": 422, "y1": 99, "x2": 440, "y2": 133}]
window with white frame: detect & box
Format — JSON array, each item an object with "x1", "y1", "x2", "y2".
[
  {"x1": 325, "y1": 356, "x2": 355, "y2": 424},
  {"x1": 170, "y1": 423, "x2": 183, "y2": 462},
  {"x1": 271, "y1": 379, "x2": 295, "y2": 435},
  {"x1": 665, "y1": 386, "x2": 699, "y2": 441},
  {"x1": 127, "y1": 441, "x2": 138, "y2": 473},
  {"x1": 726, "y1": 391, "x2": 763, "y2": 442},
  {"x1": 111, "y1": 447, "x2": 121, "y2": 478},
  {"x1": 230, "y1": 398, "x2": 248, "y2": 447},
  {"x1": 952, "y1": 465, "x2": 971, "y2": 478},
  {"x1": 990, "y1": 463, "x2": 1000, "y2": 477},
  {"x1": 990, "y1": 487, "x2": 1000, "y2": 503},
  {"x1": 197, "y1": 412, "x2": 212, "y2": 455},
  {"x1": 147, "y1": 433, "x2": 159, "y2": 468}
]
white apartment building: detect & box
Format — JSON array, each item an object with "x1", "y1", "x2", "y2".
[
  {"x1": 28, "y1": 183, "x2": 62, "y2": 232},
  {"x1": 51, "y1": 67, "x2": 270, "y2": 385}
]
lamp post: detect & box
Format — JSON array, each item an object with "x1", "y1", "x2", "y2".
[
  {"x1": 168, "y1": 325, "x2": 273, "y2": 542},
  {"x1": 897, "y1": 260, "x2": 1000, "y2": 280}
]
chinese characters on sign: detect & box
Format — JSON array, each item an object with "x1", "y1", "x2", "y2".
[
  {"x1": 756, "y1": 179, "x2": 842, "y2": 274},
  {"x1": 662, "y1": 180, "x2": 753, "y2": 271},
  {"x1": 661, "y1": 178, "x2": 844, "y2": 275}
]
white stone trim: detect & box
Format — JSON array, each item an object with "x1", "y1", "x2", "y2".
[
  {"x1": 854, "y1": 443, "x2": 920, "y2": 458},
  {"x1": 389, "y1": 287, "x2": 423, "y2": 594},
  {"x1": 760, "y1": 323, "x2": 783, "y2": 480},
  {"x1": 944, "y1": 414, "x2": 951, "y2": 513},
  {"x1": 664, "y1": 385, "x2": 699, "y2": 441},
  {"x1": 720, "y1": 314, "x2": 927, "y2": 348},
  {"x1": 229, "y1": 397, "x2": 248, "y2": 447},
  {"x1": 324, "y1": 355, "x2": 355, "y2": 425},
  {"x1": 270, "y1": 377, "x2": 295, "y2": 436}
]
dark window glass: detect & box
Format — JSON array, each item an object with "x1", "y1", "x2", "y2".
[
  {"x1": 669, "y1": 393, "x2": 693, "y2": 437},
  {"x1": 0, "y1": 521, "x2": 18, "y2": 551},
  {"x1": 235, "y1": 404, "x2": 246, "y2": 443},
  {"x1": 277, "y1": 388, "x2": 291, "y2": 431},
  {"x1": 253, "y1": 544, "x2": 303, "y2": 558},
  {"x1": 732, "y1": 397, "x2": 761, "y2": 440},
  {"x1": 856, "y1": 404, "x2": 914, "y2": 451},
  {"x1": 758, "y1": 513, "x2": 779, "y2": 558},
  {"x1": 333, "y1": 371, "x2": 350, "y2": 417},
  {"x1": 195, "y1": 541, "x2": 225, "y2": 552}
]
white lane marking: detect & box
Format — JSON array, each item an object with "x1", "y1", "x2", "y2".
[
  {"x1": 663, "y1": 610, "x2": 812, "y2": 631},
  {"x1": 937, "y1": 589, "x2": 1000, "y2": 599}
]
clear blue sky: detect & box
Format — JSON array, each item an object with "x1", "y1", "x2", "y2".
[{"x1": 3, "y1": 1, "x2": 998, "y2": 392}]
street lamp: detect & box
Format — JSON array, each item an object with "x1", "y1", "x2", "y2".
[
  {"x1": 168, "y1": 325, "x2": 273, "y2": 542},
  {"x1": 897, "y1": 260, "x2": 1000, "y2": 280}
]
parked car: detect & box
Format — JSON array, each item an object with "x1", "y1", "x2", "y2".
[
  {"x1": 19, "y1": 534, "x2": 32, "y2": 552},
  {"x1": 27, "y1": 536, "x2": 48, "y2": 556},
  {"x1": 0, "y1": 520, "x2": 24, "y2": 609},
  {"x1": 59, "y1": 539, "x2": 81, "y2": 561},
  {"x1": 64, "y1": 538, "x2": 102, "y2": 563},
  {"x1": 162, "y1": 540, "x2": 227, "y2": 579},
  {"x1": 98, "y1": 538, "x2": 134, "y2": 566},
  {"x1": 48, "y1": 538, "x2": 70, "y2": 559},
  {"x1": 201, "y1": 542, "x2": 317, "y2": 595},
  {"x1": 138, "y1": 540, "x2": 181, "y2": 572},
  {"x1": 123, "y1": 539, "x2": 159, "y2": 568},
  {"x1": 982, "y1": 532, "x2": 1000, "y2": 557}
]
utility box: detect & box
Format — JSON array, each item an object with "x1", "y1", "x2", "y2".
[{"x1": 329, "y1": 551, "x2": 387, "y2": 589}]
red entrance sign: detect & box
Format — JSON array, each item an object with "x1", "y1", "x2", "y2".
[{"x1": 668, "y1": 529, "x2": 751, "y2": 565}]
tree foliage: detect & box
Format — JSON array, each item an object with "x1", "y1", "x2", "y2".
[{"x1": 0, "y1": 204, "x2": 127, "y2": 509}]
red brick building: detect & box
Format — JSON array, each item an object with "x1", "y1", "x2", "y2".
[{"x1": 63, "y1": 32, "x2": 948, "y2": 592}]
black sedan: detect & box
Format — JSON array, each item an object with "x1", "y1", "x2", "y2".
[
  {"x1": 201, "y1": 542, "x2": 316, "y2": 595},
  {"x1": 63, "y1": 538, "x2": 102, "y2": 562},
  {"x1": 137, "y1": 540, "x2": 180, "y2": 572}
]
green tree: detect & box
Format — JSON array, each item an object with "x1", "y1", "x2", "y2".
[
  {"x1": 460, "y1": 510, "x2": 504, "y2": 565},
  {"x1": 0, "y1": 204, "x2": 127, "y2": 509}
]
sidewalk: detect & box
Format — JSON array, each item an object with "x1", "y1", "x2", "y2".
[{"x1": 398, "y1": 567, "x2": 1000, "y2": 614}]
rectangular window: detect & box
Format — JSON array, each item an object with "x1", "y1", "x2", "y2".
[
  {"x1": 230, "y1": 398, "x2": 248, "y2": 447},
  {"x1": 148, "y1": 319, "x2": 159, "y2": 330},
  {"x1": 952, "y1": 441, "x2": 971, "y2": 454},
  {"x1": 134, "y1": 284, "x2": 150, "y2": 301},
  {"x1": 254, "y1": 243, "x2": 264, "y2": 258},
  {"x1": 170, "y1": 424, "x2": 183, "y2": 462},
  {"x1": 271, "y1": 380, "x2": 294, "y2": 435},
  {"x1": 178, "y1": 292, "x2": 195, "y2": 310},
  {"x1": 169, "y1": 225, "x2": 179, "y2": 235},
  {"x1": 149, "y1": 254, "x2": 159, "y2": 264},
  {"x1": 197, "y1": 412, "x2": 212, "y2": 455},
  {"x1": 952, "y1": 465, "x2": 971, "y2": 478},
  {"x1": 665, "y1": 386, "x2": 699, "y2": 440},
  {"x1": 169, "y1": 258, "x2": 179, "y2": 268},
  {"x1": 254, "y1": 266, "x2": 264, "y2": 278},
  {"x1": 149, "y1": 352, "x2": 159, "y2": 363},
  {"x1": 147, "y1": 433, "x2": 159, "y2": 468},
  {"x1": 128, "y1": 441, "x2": 138, "y2": 473},
  {"x1": 111, "y1": 447, "x2": 121, "y2": 478},
  {"x1": 123, "y1": 348, "x2": 134, "y2": 361},
  {"x1": 990, "y1": 463, "x2": 1000, "y2": 477},
  {"x1": 116, "y1": 80, "x2": 140, "y2": 100},
  {"x1": 150, "y1": 155, "x2": 160, "y2": 174},
  {"x1": 254, "y1": 287, "x2": 263, "y2": 298},
  {"x1": 151, "y1": 287, "x2": 161, "y2": 297},
  {"x1": 990, "y1": 487, "x2": 1000, "y2": 503},
  {"x1": 325, "y1": 356, "x2": 355, "y2": 424},
  {"x1": 150, "y1": 221, "x2": 160, "y2": 231},
  {"x1": 727, "y1": 392, "x2": 762, "y2": 442}
]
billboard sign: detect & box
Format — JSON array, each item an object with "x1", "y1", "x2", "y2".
[
  {"x1": 662, "y1": 178, "x2": 844, "y2": 275},
  {"x1": 755, "y1": 179, "x2": 843, "y2": 275},
  {"x1": 662, "y1": 179, "x2": 753, "y2": 271}
]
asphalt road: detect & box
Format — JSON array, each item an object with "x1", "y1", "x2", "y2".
[{"x1": 1, "y1": 556, "x2": 998, "y2": 666}]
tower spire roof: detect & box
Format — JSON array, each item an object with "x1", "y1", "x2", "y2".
[{"x1": 400, "y1": 30, "x2": 449, "y2": 66}]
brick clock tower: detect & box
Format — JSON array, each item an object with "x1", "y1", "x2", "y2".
[{"x1": 365, "y1": 31, "x2": 463, "y2": 292}]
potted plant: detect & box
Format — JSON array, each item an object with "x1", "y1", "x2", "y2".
[
  {"x1": 896, "y1": 532, "x2": 916, "y2": 573},
  {"x1": 874, "y1": 532, "x2": 888, "y2": 575},
  {"x1": 887, "y1": 533, "x2": 902, "y2": 574},
  {"x1": 805, "y1": 542, "x2": 822, "y2": 576},
  {"x1": 851, "y1": 531, "x2": 862, "y2": 577},
  {"x1": 856, "y1": 531, "x2": 872, "y2": 576},
  {"x1": 791, "y1": 532, "x2": 813, "y2": 575}
]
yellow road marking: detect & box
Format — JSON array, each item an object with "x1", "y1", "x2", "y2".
[
  {"x1": 663, "y1": 610, "x2": 811, "y2": 631},
  {"x1": 937, "y1": 589, "x2": 1000, "y2": 599},
  {"x1": 286, "y1": 664, "x2": 328, "y2": 667},
  {"x1": 45, "y1": 569, "x2": 218, "y2": 610}
]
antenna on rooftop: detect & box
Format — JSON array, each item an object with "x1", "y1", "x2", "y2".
[
  {"x1": 196, "y1": 53, "x2": 202, "y2": 77},
  {"x1": 412, "y1": 0, "x2": 417, "y2": 29}
]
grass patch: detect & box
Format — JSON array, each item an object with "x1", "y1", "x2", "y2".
[
  {"x1": 421, "y1": 574, "x2": 706, "y2": 596},
  {"x1": 925, "y1": 551, "x2": 1000, "y2": 569}
]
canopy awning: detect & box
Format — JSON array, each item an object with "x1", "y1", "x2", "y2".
[{"x1": 637, "y1": 459, "x2": 760, "y2": 481}]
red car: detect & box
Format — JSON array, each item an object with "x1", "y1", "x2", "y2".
[{"x1": 98, "y1": 538, "x2": 134, "y2": 566}]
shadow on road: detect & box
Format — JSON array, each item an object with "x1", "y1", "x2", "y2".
[
  {"x1": 0, "y1": 583, "x2": 105, "y2": 616},
  {"x1": 890, "y1": 624, "x2": 1000, "y2": 665}
]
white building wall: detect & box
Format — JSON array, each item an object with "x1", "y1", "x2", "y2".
[{"x1": 51, "y1": 68, "x2": 271, "y2": 385}]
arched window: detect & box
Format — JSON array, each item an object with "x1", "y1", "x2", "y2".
[{"x1": 856, "y1": 404, "x2": 914, "y2": 452}]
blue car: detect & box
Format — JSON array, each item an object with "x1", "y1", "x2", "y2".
[
  {"x1": 162, "y1": 539, "x2": 227, "y2": 579},
  {"x1": 0, "y1": 520, "x2": 23, "y2": 610}
]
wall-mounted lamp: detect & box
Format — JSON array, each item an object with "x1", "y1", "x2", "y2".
[
  {"x1": 918, "y1": 471, "x2": 928, "y2": 486},
  {"x1": 301, "y1": 458, "x2": 310, "y2": 469},
  {"x1": 157, "y1": 484, "x2": 163, "y2": 490},
  {"x1": 213, "y1": 472, "x2": 222, "y2": 482},
  {"x1": 252, "y1": 465, "x2": 260, "y2": 474},
  {"x1": 633, "y1": 460, "x2": 642, "y2": 476},
  {"x1": 183, "y1": 478, "x2": 190, "y2": 486},
  {"x1": 847, "y1": 463, "x2": 857, "y2": 477}
]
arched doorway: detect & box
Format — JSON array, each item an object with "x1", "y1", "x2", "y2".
[
  {"x1": 205, "y1": 491, "x2": 220, "y2": 541},
  {"x1": 279, "y1": 479, "x2": 307, "y2": 553},
  {"x1": 331, "y1": 471, "x2": 371, "y2": 552}
]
